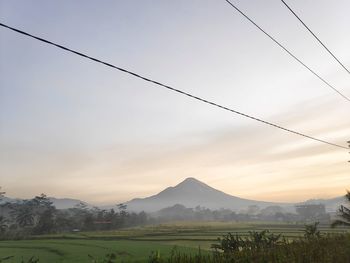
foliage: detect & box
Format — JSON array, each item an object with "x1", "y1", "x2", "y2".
[
  {"x1": 88, "y1": 253, "x2": 117, "y2": 263},
  {"x1": 0, "y1": 225, "x2": 350, "y2": 263},
  {"x1": 211, "y1": 230, "x2": 282, "y2": 253},
  {"x1": 11, "y1": 201, "x2": 35, "y2": 228},
  {"x1": 154, "y1": 203, "x2": 330, "y2": 223},
  {"x1": 303, "y1": 222, "x2": 321, "y2": 239},
  {"x1": 0, "y1": 195, "x2": 148, "y2": 239},
  {"x1": 211, "y1": 232, "x2": 243, "y2": 253},
  {"x1": 0, "y1": 216, "x2": 8, "y2": 234},
  {"x1": 295, "y1": 204, "x2": 329, "y2": 222},
  {"x1": 148, "y1": 251, "x2": 162, "y2": 263},
  {"x1": 0, "y1": 187, "x2": 5, "y2": 199},
  {"x1": 148, "y1": 233, "x2": 350, "y2": 263},
  {"x1": 332, "y1": 190, "x2": 350, "y2": 227}
]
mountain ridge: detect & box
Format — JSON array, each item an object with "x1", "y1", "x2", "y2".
[
  {"x1": 0, "y1": 196, "x2": 89, "y2": 210},
  {"x1": 125, "y1": 177, "x2": 293, "y2": 212},
  {"x1": 2, "y1": 178, "x2": 345, "y2": 212}
]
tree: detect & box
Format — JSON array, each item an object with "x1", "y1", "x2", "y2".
[
  {"x1": 303, "y1": 222, "x2": 321, "y2": 239},
  {"x1": 246, "y1": 205, "x2": 260, "y2": 215},
  {"x1": 0, "y1": 216, "x2": 8, "y2": 234},
  {"x1": 0, "y1": 187, "x2": 5, "y2": 200},
  {"x1": 117, "y1": 203, "x2": 127, "y2": 213},
  {"x1": 331, "y1": 190, "x2": 350, "y2": 227},
  {"x1": 12, "y1": 201, "x2": 35, "y2": 227},
  {"x1": 116, "y1": 203, "x2": 128, "y2": 227},
  {"x1": 31, "y1": 194, "x2": 57, "y2": 234},
  {"x1": 34, "y1": 209, "x2": 56, "y2": 234},
  {"x1": 295, "y1": 204, "x2": 326, "y2": 221},
  {"x1": 55, "y1": 210, "x2": 73, "y2": 232},
  {"x1": 32, "y1": 194, "x2": 53, "y2": 208}
]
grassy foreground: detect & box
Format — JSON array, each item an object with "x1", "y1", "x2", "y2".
[
  {"x1": 0, "y1": 222, "x2": 349, "y2": 262},
  {"x1": 0, "y1": 239, "x2": 197, "y2": 263},
  {"x1": 148, "y1": 234, "x2": 350, "y2": 263}
]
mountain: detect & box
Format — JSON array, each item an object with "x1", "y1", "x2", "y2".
[
  {"x1": 0, "y1": 196, "x2": 21, "y2": 204},
  {"x1": 48, "y1": 197, "x2": 90, "y2": 209},
  {"x1": 2, "y1": 178, "x2": 346, "y2": 212},
  {"x1": 125, "y1": 177, "x2": 293, "y2": 212},
  {"x1": 0, "y1": 196, "x2": 89, "y2": 209}
]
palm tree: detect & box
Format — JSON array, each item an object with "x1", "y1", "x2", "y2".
[{"x1": 331, "y1": 190, "x2": 350, "y2": 227}]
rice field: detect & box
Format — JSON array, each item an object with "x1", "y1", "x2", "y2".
[{"x1": 0, "y1": 222, "x2": 348, "y2": 262}]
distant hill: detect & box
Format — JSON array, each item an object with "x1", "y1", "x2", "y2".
[
  {"x1": 0, "y1": 196, "x2": 21, "y2": 204},
  {"x1": 0, "y1": 196, "x2": 89, "y2": 210},
  {"x1": 2, "y1": 178, "x2": 346, "y2": 212},
  {"x1": 48, "y1": 197, "x2": 90, "y2": 209},
  {"x1": 125, "y1": 177, "x2": 293, "y2": 212}
]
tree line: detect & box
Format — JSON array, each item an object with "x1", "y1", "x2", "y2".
[
  {"x1": 152, "y1": 203, "x2": 330, "y2": 223},
  {"x1": 0, "y1": 190, "x2": 148, "y2": 238},
  {"x1": 1, "y1": 188, "x2": 349, "y2": 239}
]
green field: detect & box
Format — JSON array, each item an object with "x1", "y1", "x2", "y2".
[
  {"x1": 0, "y1": 239, "x2": 199, "y2": 263},
  {"x1": 0, "y1": 222, "x2": 348, "y2": 262}
]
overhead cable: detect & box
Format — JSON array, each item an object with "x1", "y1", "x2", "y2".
[
  {"x1": 280, "y1": 0, "x2": 350, "y2": 75},
  {"x1": 0, "y1": 22, "x2": 348, "y2": 150},
  {"x1": 224, "y1": 0, "x2": 350, "y2": 102}
]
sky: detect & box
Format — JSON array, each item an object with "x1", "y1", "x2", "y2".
[{"x1": 0, "y1": 0, "x2": 349, "y2": 205}]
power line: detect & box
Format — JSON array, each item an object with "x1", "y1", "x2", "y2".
[
  {"x1": 224, "y1": 0, "x2": 350, "y2": 102},
  {"x1": 0, "y1": 22, "x2": 348, "y2": 150},
  {"x1": 280, "y1": 0, "x2": 350, "y2": 75}
]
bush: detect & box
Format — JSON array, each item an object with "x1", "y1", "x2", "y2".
[
  {"x1": 211, "y1": 230, "x2": 283, "y2": 253},
  {"x1": 148, "y1": 233, "x2": 350, "y2": 263},
  {"x1": 303, "y1": 222, "x2": 321, "y2": 239}
]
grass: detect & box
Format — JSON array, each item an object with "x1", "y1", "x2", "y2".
[
  {"x1": 0, "y1": 222, "x2": 349, "y2": 262},
  {"x1": 0, "y1": 239, "x2": 197, "y2": 263},
  {"x1": 148, "y1": 234, "x2": 350, "y2": 263}
]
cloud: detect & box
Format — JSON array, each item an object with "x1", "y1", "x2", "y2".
[
  {"x1": 69, "y1": 96, "x2": 348, "y2": 204},
  {"x1": 1, "y1": 95, "x2": 348, "y2": 204}
]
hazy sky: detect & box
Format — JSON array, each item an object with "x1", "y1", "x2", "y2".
[{"x1": 0, "y1": 0, "x2": 349, "y2": 204}]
